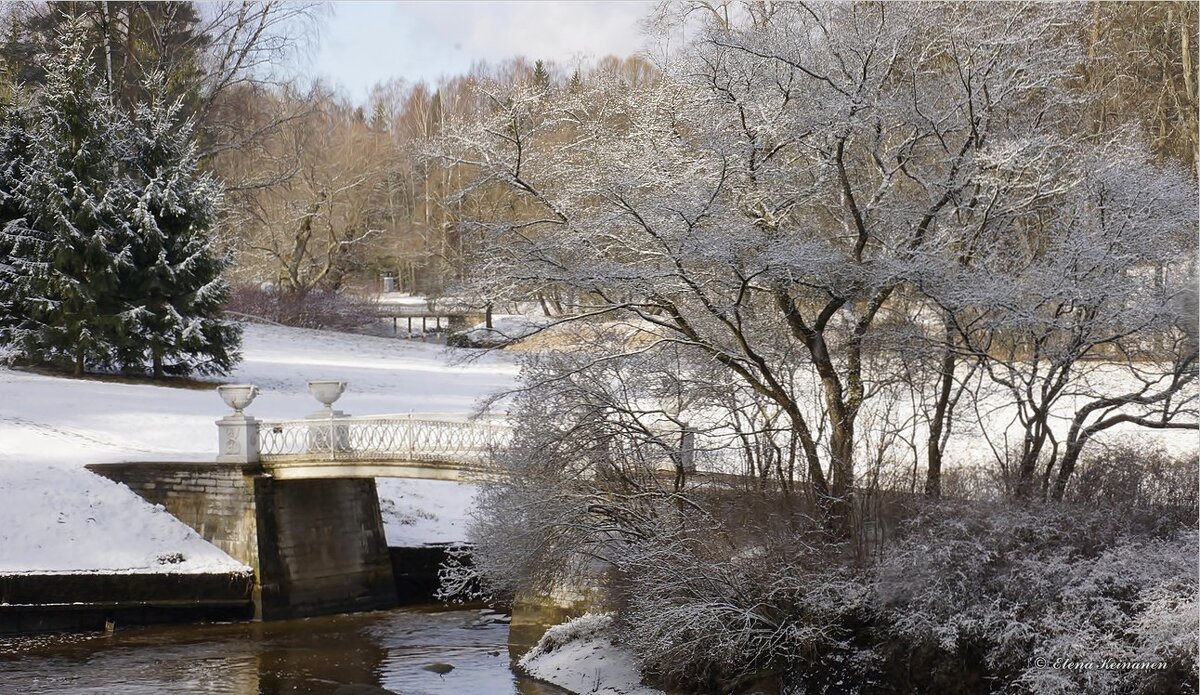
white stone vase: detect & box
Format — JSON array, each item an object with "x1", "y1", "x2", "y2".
[
  {"x1": 217, "y1": 384, "x2": 259, "y2": 415},
  {"x1": 307, "y1": 380, "x2": 347, "y2": 415}
]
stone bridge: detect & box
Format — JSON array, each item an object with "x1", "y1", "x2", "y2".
[{"x1": 90, "y1": 381, "x2": 509, "y2": 622}]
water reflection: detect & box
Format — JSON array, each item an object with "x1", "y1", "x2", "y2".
[{"x1": 0, "y1": 607, "x2": 570, "y2": 695}]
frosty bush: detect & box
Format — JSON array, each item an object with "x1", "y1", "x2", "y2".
[
  {"x1": 225, "y1": 283, "x2": 376, "y2": 332},
  {"x1": 1064, "y1": 441, "x2": 1198, "y2": 526},
  {"x1": 614, "y1": 532, "x2": 872, "y2": 693},
  {"x1": 875, "y1": 502, "x2": 1197, "y2": 695},
  {"x1": 607, "y1": 500, "x2": 1197, "y2": 694},
  {"x1": 434, "y1": 542, "x2": 487, "y2": 604}
]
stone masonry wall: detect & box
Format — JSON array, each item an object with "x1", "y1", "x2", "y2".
[
  {"x1": 87, "y1": 462, "x2": 259, "y2": 572},
  {"x1": 254, "y1": 478, "x2": 396, "y2": 619},
  {"x1": 88, "y1": 463, "x2": 397, "y2": 621}
]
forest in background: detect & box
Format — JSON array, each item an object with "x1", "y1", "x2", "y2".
[
  {"x1": 1, "y1": 1, "x2": 1192, "y2": 303},
  {"x1": 0, "y1": 1, "x2": 659, "y2": 303}
]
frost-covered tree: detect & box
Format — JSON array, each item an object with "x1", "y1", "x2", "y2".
[
  {"x1": 440, "y1": 3, "x2": 1150, "y2": 529},
  {"x1": 0, "y1": 91, "x2": 35, "y2": 329},
  {"x1": 117, "y1": 73, "x2": 240, "y2": 378},
  {"x1": 930, "y1": 147, "x2": 1198, "y2": 499},
  {"x1": 0, "y1": 24, "x2": 134, "y2": 376}
]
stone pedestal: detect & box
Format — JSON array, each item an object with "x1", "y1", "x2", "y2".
[
  {"x1": 217, "y1": 415, "x2": 260, "y2": 464},
  {"x1": 254, "y1": 477, "x2": 396, "y2": 619}
]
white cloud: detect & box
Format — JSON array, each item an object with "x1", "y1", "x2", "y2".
[{"x1": 311, "y1": 0, "x2": 653, "y2": 103}]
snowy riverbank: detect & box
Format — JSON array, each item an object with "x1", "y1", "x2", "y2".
[
  {"x1": 0, "y1": 322, "x2": 517, "y2": 573},
  {"x1": 519, "y1": 613, "x2": 664, "y2": 695}
]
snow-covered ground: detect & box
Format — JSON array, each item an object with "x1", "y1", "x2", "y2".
[
  {"x1": 0, "y1": 322, "x2": 517, "y2": 573},
  {"x1": 453, "y1": 314, "x2": 552, "y2": 347},
  {"x1": 519, "y1": 613, "x2": 663, "y2": 695},
  {"x1": 2, "y1": 317, "x2": 1190, "y2": 573},
  {"x1": 376, "y1": 477, "x2": 478, "y2": 546}
]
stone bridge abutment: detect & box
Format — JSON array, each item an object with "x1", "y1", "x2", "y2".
[
  {"x1": 87, "y1": 461, "x2": 397, "y2": 620},
  {"x1": 87, "y1": 379, "x2": 508, "y2": 621}
]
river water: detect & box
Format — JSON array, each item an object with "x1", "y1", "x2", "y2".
[{"x1": 0, "y1": 606, "x2": 571, "y2": 695}]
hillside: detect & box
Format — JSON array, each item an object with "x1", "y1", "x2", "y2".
[{"x1": 0, "y1": 323, "x2": 517, "y2": 573}]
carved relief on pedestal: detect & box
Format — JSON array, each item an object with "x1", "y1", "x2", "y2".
[{"x1": 223, "y1": 426, "x2": 243, "y2": 455}]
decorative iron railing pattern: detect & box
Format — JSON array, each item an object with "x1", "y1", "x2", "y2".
[{"x1": 258, "y1": 414, "x2": 511, "y2": 467}]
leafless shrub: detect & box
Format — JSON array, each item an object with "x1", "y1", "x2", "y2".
[
  {"x1": 612, "y1": 530, "x2": 870, "y2": 693},
  {"x1": 1064, "y1": 441, "x2": 1198, "y2": 527},
  {"x1": 876, "y1": 502, "x2": 1197, "y2": 695},
  {"x1": 225, "y1": 284, "x2": 375, "y2": 331}
]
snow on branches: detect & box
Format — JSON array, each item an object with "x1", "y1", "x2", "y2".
[
  {"x1": 435, "y1": 2, "x2": 1196, "y2": 524},
  {"x1": 0, "y1": 22, "x2": 238, "y2": 377}
]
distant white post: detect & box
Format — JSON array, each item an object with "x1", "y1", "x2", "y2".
[
  {"x1": 663, "y1": 390, "x2": 696, "y2": 475},
  {"x1": 216, "y1": 384, "x2": 260, "y2": 464},
  {"x1": 680, "y1": 426, "x2": 696, "y2": 473}
]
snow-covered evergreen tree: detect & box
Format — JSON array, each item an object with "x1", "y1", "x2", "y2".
[
  {"x1": 0, "y1": 24, "x2": 132, "y2": 376},
  {"x1": 117, "y1": 73, "x2": 239, "y2": 378},
  {"x1": 0, "y1": 89, "x2": 36, "y2": 338},
  {"x1": 0, "y1": 24, "x2": 240, "y2": 378}
]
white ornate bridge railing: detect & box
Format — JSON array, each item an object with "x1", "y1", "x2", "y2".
[
  {"x1": 257, "y1": 414, "x2": 511, "y2": 465},
  {"x1": 212, "y1": 380, "x2": 510, "y2": 470}
]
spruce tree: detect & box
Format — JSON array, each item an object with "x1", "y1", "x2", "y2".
[
  {"x1": 118, "y1": 73, "x2": 240, "y2": 378},
  {"x1": 0, "y1": 23, "x2": 241, "y2": 378},
  {"x1": 532, "y1": 59, "x2": 551, "y2": 92},
  {"x1": 0, "y1": 89, "x2": 36, "y2": 336},
  {"x1": 0, "y1": 23, "x2": 132, "y2": 376}
]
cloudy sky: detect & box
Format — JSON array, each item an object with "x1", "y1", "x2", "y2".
[{"x1": 309, "y1": 1, "x2": 655, "y2": 104}]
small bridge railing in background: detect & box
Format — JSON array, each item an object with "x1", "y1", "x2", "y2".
[
  {"x1": 373, "y1": 301, "x2": 486, "y2": 334},
  {"x1": 257, "y1": 414, "x2": 511, "y2": 466}
]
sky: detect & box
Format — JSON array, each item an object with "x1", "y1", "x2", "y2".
[{"x1": 307, "y1": 1, "x2": 655, "y2": 104}]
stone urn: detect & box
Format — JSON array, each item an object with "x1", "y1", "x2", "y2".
[
  {"x1": 215, "y1": 384, "x2": 260, "y2": 464},
  {"x1": 217, "y1": 384, "x2": 258, "y2": 416},
  {"x1": 307, "y1": 380, "x2": 348, "y2": 417}
]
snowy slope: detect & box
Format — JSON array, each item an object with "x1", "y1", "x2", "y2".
[{"x1": 0, "y1": 322, "x2": 517, "y2": 573}]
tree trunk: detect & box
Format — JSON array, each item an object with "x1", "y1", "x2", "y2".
[
  {"x1": 925, "y1": 314, "x2": 957, "y2": 499},
  {"x1": 807, "y1": 330, "x2": 856, "y2": 537},
  {"x1": 1050, "y1": 442, "x2": 1085, "y2": 502},
  {"x1": 925, "y1": 441, "x2": 945, "y2": 499},
  {"x1": 827, "y1": 414, "x2": 855, "y2": 536},
  {"x1": 1014, "y1": 427, "x2": 1048, "y2": 500},
  {"x1": 1053, "y1": 408, "x2": 1103, "y2": 502},
  {"x1": 99, "y1": 1, "x2": 114, "y2": 98}
]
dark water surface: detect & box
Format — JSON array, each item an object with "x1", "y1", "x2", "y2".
[{"x1": 0, "y1": 607, "x2": 570, "y2": 695}]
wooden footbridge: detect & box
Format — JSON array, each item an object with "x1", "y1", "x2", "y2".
[{"x1": 373, "y1": 299, "x2": 486, "y2": 334}]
